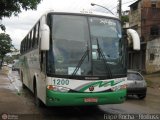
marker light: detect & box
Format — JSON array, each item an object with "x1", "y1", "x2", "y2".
[
  {"x1": 47, "y1": 85, "x2": 70, "y2": 92},
  {"x1": 111, "y1": 84, "x2": 127, "y2": 91}
]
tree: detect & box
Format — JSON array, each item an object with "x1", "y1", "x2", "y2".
[
  {"x1": 0, "y1": 24, "x2": 6, "y2": 31},
  {"x1": 4, "y1": 53, "x2": 20, "y2": 64},
  {"x1": 0, "y1": 33, "x2": 14, "y2": 68},
  {"x1": 121, "y1": 15, "x2": 129, "y2": 26},
  {"x1": 0, "y1": 0, "x2": 42, "y2": 31},
  {"x1": 4, "y1": 55, "x2": 14, "y2": 64}
]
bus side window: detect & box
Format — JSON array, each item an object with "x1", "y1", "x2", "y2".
[
  {"x1": 32, "y1": 26, "x2": 36, "y2": 48},
  {"x1": 31, "y1": 29, "x2": 34, "y2": 48},
  {"x1": 35, "y1": 22, "x2": 40, "y2": 47},
  {"x1": 40, "y1": 51, "x2": 43, "y2": 71},
  {"x1": 29, "y1": 31, "x2": 32, "y2": 49},
  {"x1": 27, "y1": 35, "x2": 29, "y2": 50},
  {"x1": 20, "y1": 42, "x2": 22, "y2": 54},
  {"x1": 24, "y1": 38, "x2": 27, "y2": 52},
  {"x1": 40, "y1": 51, "x2": 46, "y2": 73},
  {"x1": 26, "y1": 35, "x2": 29, "y2": 51}
]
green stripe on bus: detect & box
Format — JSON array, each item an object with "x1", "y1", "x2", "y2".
[{"x1": 79, "y1": 80, "x2": 124, "y2": 92}]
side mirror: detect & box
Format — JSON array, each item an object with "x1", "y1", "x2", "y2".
[
  {"x1": 127, "y1": 29, "x2": 140, "y2": 50},
  {"x1": 40, "y1": 24, "x2": 50, "y2": 51}
]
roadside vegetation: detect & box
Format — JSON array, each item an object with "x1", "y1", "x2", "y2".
[
  {"x1": 0, "y1": 0, "x2": 42, "y2": 31},
  {"x1": 0, "y1": 0, "x2": 42, "y2": 68}
]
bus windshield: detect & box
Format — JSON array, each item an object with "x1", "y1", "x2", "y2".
[{"x1": 47, "y1": 14, "x2": 126, "y2": 78}]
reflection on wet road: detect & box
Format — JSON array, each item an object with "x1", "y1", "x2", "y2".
[{"x1": 20, "y1": 88, "x2": 106, "y2": 120}]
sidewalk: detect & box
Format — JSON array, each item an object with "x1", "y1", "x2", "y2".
[{"x1": 0, "y1": 69, "x2": 38, "y2": 115}]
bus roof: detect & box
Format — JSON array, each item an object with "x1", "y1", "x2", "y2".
[
  {"x1": 44, "y1": 10, "x2": 119, "y2": 20},
  {"x1": 20, "y1": 10, "x2": 119, "y2": 45}
]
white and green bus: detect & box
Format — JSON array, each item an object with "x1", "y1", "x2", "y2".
[{"x1": 20, "y1": 10, "x2": 140, "y2": 106}]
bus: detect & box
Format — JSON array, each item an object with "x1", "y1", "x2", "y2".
[{"x1": 20, "y1": 10, "x2": 140, "y2": 106}]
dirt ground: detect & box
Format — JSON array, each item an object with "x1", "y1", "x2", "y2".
[
  {"x1": 0, "y1": 70, "x2": 39, "y2": 114},
  {"x1": 144, "y1": 72, "x2": 160, "y2": 93}
]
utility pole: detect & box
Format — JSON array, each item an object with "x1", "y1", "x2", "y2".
[{"x1": 117, "y1": 0, "x2": 122, "y2": 20}]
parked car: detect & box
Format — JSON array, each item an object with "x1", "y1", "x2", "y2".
[
  {"x1": 127, "y1": 70, "x2": 147, "y2": 99},
  {"x1": 12, "y1": 60, "x2": 20, "y2": 72}
]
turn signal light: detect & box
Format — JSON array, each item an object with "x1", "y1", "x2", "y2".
[
  {"x1": 120, "y1": 84, "x2": 127, "y2": 89},
  {"x1": 47, "y1": 85, "x2": 55, "y2": 90}
]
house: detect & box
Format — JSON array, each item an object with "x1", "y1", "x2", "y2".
[
  {"x1": 129, "y1": 0, "x2": 160, "y2": 73},
  {"x1": 146, "y1": 38, "x2": 160, "y2": 73}
]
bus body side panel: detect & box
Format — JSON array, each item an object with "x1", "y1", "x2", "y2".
[
  {"x1": 20, "y1": 15, "x2": 47, "y2": 104},
  {"x1": 36, "y1": 15, "x2": 47, "y2": 104},
  {"x1": 27, "y1": 49, "x2": 39, "y2": 92},
  {"x1": 20, "y1": 48, "x2": 47, "y2": 104},
  {"x1": 20, "y1": 53, "x2": 32, "y2": 90}
]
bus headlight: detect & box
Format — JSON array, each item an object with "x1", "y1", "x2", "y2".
[
  {"x1": 111, "y1": 84, "x2": 127, "y2": 91},
  {"x1": 47, "y1": 85, "x2": 70, "y2": 92}
]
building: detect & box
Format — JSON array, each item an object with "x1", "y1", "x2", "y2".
[
  {"x1": 146, "y1": 38, "x2": 160, "y2": 73},
  {"x1": 122, "y1": 10, "x2": 130, "y2": 28},
  {"x1": 129, "y1": 0, "x2": 160, "y2": 73}
]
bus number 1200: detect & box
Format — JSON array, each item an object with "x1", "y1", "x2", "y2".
[{"x1": 53, "y1": 79, "x2": 69, "y2": 85}]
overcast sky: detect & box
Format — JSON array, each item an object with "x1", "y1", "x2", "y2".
[{"x1": 0, "y1": 0, "x2": 137, "y2": 49}]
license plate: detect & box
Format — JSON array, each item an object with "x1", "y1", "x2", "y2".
[{"x1": 84, "y1": 98, "x2": 98, "y2": 103}]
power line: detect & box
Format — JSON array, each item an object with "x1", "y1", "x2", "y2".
[{"x1": 110, "y1": 0, "x2": 137, "y2": 10}]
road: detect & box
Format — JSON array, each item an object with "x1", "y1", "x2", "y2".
[{"x1": 0, "y1": 70, "x2": 160, "y2": 120}]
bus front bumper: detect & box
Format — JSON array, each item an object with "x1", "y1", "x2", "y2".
[{"x1": 46, "y1": 90, "x2": 126, "y2": 106}]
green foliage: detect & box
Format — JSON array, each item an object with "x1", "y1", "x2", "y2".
[
  {"x1": 4, "y1": 55, "x2": 14, "y2": 64},
  {"x1": 0, "y1": 0, "x2": 42, "y2": 31},
  {"x1": 4, "y1": 53, "x2": 20, "y2": 63},
  {"x1": 121, "y1": 15, "x2": 129, "y2": 25},
  {"x1": 0, "y1": 33, "x2": 14, "y2": 59},
  {"x1": 12, "y1": 54, "x2": 20, "y2": 60},
  {"x1": 0, "y1": 0, "x2": 41, "y2": 19},
  {"x1": 0, "y1": 24, "x2": 6, "y2": 31}
]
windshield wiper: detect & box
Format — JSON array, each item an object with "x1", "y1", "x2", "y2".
[
  {"x1": 72, "y1": 42, "x2": 89, "y2": 76},
  {"x1": 96, "y1": 38, "x2": 112, "y2": 78}
]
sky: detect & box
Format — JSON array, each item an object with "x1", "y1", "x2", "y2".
[{"x1": 0, "y1": 0, "x2": 137, "y2": 50}]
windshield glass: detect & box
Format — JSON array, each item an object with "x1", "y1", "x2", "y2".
[
  {"x1": 89, "y1": 17, "x2": 123, "y2": 75},
  {"x1": 127, "y1": 72, "x2": 143, "y2": 81},
  {"x1": 47, "y1": 14, "x2": 126, "y2": 77},
  {"x1": 48, "y1": 15, "x2": 91, "y2": 75}
]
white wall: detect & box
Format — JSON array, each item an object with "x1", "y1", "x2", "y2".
[{"x1": 146, "y1": 38, "x2": 160, "y2": 73}]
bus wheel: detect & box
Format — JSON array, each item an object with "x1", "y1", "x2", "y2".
[{"x1": 34, "y1": 84, "x2": 44, "y2": 107}]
